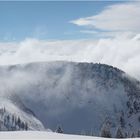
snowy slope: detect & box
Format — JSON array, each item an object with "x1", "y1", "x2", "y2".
[
  {"x1": 0, "y1": 97, "x2": 45, "y2": 131},
  {"x1": 0, "y1": 131, "x2": 136, "y2": 140},
  {"x1": 0, "y1": 61, "x2": 140, "y2": 137}
]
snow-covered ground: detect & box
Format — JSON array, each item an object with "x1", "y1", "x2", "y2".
[
  {"x1": 0, "y1": 131, "x2": 94, "y2": 139},
  {"x1": 0, "y1": 131, "x2": 138, "y2": 140}
]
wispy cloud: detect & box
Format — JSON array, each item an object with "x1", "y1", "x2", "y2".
[
  {"x1": 70, "y1": 2, "x2": 140, "y2": 36},
  {"x1": 31, "y1": 25, "x2": 48, "y2": 38},
  {"x1": 80, "y1": 30, "x2": 99, "y2": 34}
]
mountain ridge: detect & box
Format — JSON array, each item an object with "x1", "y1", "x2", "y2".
[{"x1": 0, "y1": 61, "x2": 140, "y2": 137}]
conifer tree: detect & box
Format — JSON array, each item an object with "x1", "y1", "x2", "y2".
[
  {"x1": 100, "y1": 119, "x2": 112, "y2": 138},
  {"x1": 131, "y1": 132, "x2": 135, "y2": 138},
  {"x1": 115, "y1": 127, "x2": 124, "y2": 138},
  {"x1": 25, "y1": 122, "x2": 28, "y2": 130},
  {"x1": 56, "y1": 125, "x2": 63, "y2": 133},
  {"x1": 137, "y1": 130, "x2": 140, "y2": 137}
]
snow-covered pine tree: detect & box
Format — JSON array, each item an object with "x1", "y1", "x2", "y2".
[
  {"x1": 24, "y1": 122, "x2": 28, "y2": 130},
  {"x1": 12, "y1": 115, "x2": 15, "y2": 125},
  {"x1": 115, "y1": 127, "x2": 124, "y2": 138},
  {"x1": 137, "y1": 130, "x2": 140, "y2": 137},
  {"x1": 56, "y1": 125, "x2": 63, "y2": 133},
  {"x1": 119, "y1": 111, "x2": 125, "y2": 128},
  {"x1": 100, "y1": 118, "x2": 112, "y2": 138},
  {"x1": 131, "y1": 132, "x2": 135, "y2": 138},
  {"x1": 17, "y1": 117, "x2": 21, "y2": 128}
]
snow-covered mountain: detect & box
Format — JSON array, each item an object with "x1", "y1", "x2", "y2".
[{"x1": 0, "y1": 61, "x2": 140, "y2": 138}]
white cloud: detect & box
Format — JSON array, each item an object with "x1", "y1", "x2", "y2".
[
  {"x1": 80, "y1": 30, "x2": 99, "y2": 34},
  {"x1": 0, "y1": 34, "x2": 140, "y2": 80},
  {"x1": 70, "y1": 2, "x2": 140, "y2": 33},
  {"x1": 0, "y1": 38, "x2": 98, "y2": 65}
]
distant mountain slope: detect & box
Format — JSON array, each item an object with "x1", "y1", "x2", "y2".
[{"x1": 0, "y1": 61, "x2": 140, "y2": 137}]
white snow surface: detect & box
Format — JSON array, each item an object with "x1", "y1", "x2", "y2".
[{"x1": 0, "y1": 131, "x2": 137, "y2": 140}]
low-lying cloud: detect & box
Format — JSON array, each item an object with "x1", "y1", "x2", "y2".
[{"x1": 0, "y1": 34, "x2": 140, "y2": 80}]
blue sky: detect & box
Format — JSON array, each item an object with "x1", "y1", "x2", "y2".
[{"x1": 0, "y1": 1, "x2": 124, "y2": 41}]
